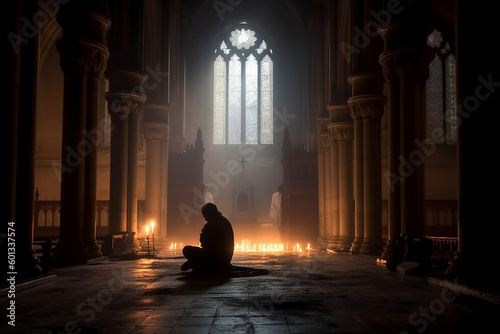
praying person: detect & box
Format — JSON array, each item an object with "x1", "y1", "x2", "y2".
[{"x1": 181, "y1": 203, "x2": 234, "y2": 274}]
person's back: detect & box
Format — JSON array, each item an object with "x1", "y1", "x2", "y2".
[
  {"x1": 200, "y1": 213, "x2": 234, "y2": 265},
  {"x1": 181, "y1": 203, "x2": 234, "y2": 273}
]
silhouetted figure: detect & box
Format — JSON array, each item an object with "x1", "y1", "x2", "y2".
[{"x1": 181, "y1": 203, "x2": 234, "y2": 274}]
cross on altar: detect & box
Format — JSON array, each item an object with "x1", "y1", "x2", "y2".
[{"x1": 238, "y1": 156, "x2": 248, "y2": 170}]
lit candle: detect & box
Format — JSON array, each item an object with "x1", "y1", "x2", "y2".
[
  {"x1": 145, "y1": 225, "x2": 150, "y2": 255},
  {"x1": 151, "y1": 221, "x2": 155, "y2": 252}
]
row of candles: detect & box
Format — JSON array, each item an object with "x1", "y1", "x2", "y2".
[
  {"x1": 234, "y1": 241, "x2": 312, "y2": 253},
  {"x1": 143, "y1": 222, "x2": 312, "y2": 255},
  {"x1": 166, "y1": 240, "x2": 312, "y2": 253}
]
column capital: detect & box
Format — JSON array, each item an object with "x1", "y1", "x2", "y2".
[
  {"x1": 327, "y1": 122, "x2": 354, "y2": 142},
  {"x1": 318, "y1": 133, "x2": 330, "y2": 150},
  {"x1": 56, "y1": 10, "x2": 110, "y2": 78},
  {"x1": 348, "y1": 95, "x2": 386, "y2": 121},
  {"x1": 106, "y1": 91, "x2": 147, "y2": 117},
  {"x1": 317, "y1": 116, "x2": 330, "y2": 150},
  {"x1": 57, "y1": 39, "x2": 109, "y2": 77},
  {"x1": 105, "y1": 70, "x2": 148, "y2": 117},
  {"x1": 379, "y1": 47, "x2": 431, "y2": 83},
  {"x1": 143, "y1": 123, "x2": 169, "y2": 141},
  {"x1": 378, "y1": 20, "x2": 433, "y2": 84}
]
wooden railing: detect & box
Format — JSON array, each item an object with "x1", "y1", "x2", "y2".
[{"x1": 33, "y1": 193, "x2": 145, "y2": 238}]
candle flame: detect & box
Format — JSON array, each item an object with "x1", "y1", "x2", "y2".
[
  {"x1": 233, "y1": 240, "x2": 311, "y2": 254},
  {"x1": 165, "y1": 240, "x2": 312, "y2": 254}
]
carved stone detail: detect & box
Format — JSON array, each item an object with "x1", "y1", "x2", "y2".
[
  {"x1": 348, "y1": 95, "x2": 386, "y2": 121},
  {"x1": 318, "y1": 133, "x2": 330, "y2": 150},
  {"x1": 106, "y1": 92, "x2": 146, "y2": 117},
  {"x1": 57, "y1": 40, "x2": 109, "y2": 77},
  {"x1": 327, "y1": 123, "x2": 354, "y2": 142},
  {"x1": 379, "y1": 48, "x2": 431, "y2": 83},
  {"x1": 143, "y1": 124, "x2": 169, "y2": 141}
]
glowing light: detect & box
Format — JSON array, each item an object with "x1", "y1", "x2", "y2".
[
  {"x1": 169, "y1": 242, "x2": 184, "y2": 251},
  {"x1": 233, "y1": 240, "x2": 311, "y2": 254},
  {"x1": 165, "y1": 240, "x2": 312, "y2": 254},
  {"x1": 145, "y1": 225, "x2": 149, "y2": 236},
  {"x1": 150, "y1": 221, "x2": 155, "y2": 233}
]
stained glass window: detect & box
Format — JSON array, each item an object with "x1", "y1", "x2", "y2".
[
  {"x1": 213, "y1": 26, "x2": 274, "y2": 145},
  {"x1": 426, "y1": 29, "x2": 457, "y2": 145},
  {"x1": 228, "y1": 54, "x2": 242, "y2": 144},
  {"x1": 213, "y1": 56, "x2": 226, "y2": 144}
]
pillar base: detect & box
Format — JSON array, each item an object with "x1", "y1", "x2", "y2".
[
  {"x1": 335, "y1": 237, "x2": 354, "y2": 253},
  {"x1": 315, "y1": 237, "x2": 329, "y2": 251},
  {"x1": 350, "y1": 237, "x2": 363, "y2": 254},
  {"x1": 327, "y1": 236, "x2": 339, "y2": 251},
  {"x1": 359, "y1": 238, "x2": 385, "y2": 255},
  {"x1": 118, "y1": 232, "x2": 141, "y2": 255}
]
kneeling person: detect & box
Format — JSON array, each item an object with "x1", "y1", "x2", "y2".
[{"x1": 181, "y1": 203, "x2": 234, "y2": 273}]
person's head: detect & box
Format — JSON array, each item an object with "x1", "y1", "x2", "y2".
[{"x1": 201, "y1": 202, "x2": 221, "y2": 220}]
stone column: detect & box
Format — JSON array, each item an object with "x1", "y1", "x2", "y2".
[
  {"x1": 446, "y1": 2, "x2": 500, "y2": 290},
  {"x1": 348, "y1": 75, "x2": 386, "y2": 255},
  {"x1": 167, "y1": 0, "x2": 186, "y2": 153},
  {"x1": 328, "y1": 105, "x2": 354, "y2": 252},
  {"x1": 379, "y1": 21, "x2": 430, "y2": 242},
  {"x1": 143, "y1": 106, "x2": 170, "y2": 238},
  {"x1": 350, "y1": 100, "x2": 364, "y2": 254},
  {"x1": 106, "y1": 70, "x2": 146, "y2": 254},
  {"x1": 327, "y1": 121, "x2": 340, "y2": 250},
  {"x1": 142, "y1": 1, "x2": 171, "y2": 242},
  {"x1": 316, "y1": 116, "x2": 330, "y2": 249},
  {"x1": 54, "y1": 7, "x2": 110, "y2": 266},
  {"x1": 8, "y1": 0, "x2": 43, "y2": 278},
  {"x1": 126, "y1": 93, "x2": 143, "y2": 237},
  {"x1": 379, "y1": 52, "x2": 401, "y2": 263}
]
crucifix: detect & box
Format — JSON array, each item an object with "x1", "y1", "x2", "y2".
[{"x1": 238, "y1": 156, "x2": 248, "y2": 170}]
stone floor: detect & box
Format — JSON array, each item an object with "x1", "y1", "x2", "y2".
[{"x1": 2, "y1": 249, "x2": 500, "y2": 334}]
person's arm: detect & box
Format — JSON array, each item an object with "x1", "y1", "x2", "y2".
[{"x1": 199, "y1": 223, "x2": 214, "y2": 248}]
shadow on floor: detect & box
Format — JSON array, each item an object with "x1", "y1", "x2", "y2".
[{"x1": 174, "y1": 264, "x2": 270, "y2": 289}]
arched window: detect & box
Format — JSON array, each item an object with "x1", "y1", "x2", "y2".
[
  {"x1": 426, "y1": 28, "x2": 457, "y2": 145},
  {"x1": 213, "y1": 26, "x2": 274, "y2": 145}
]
